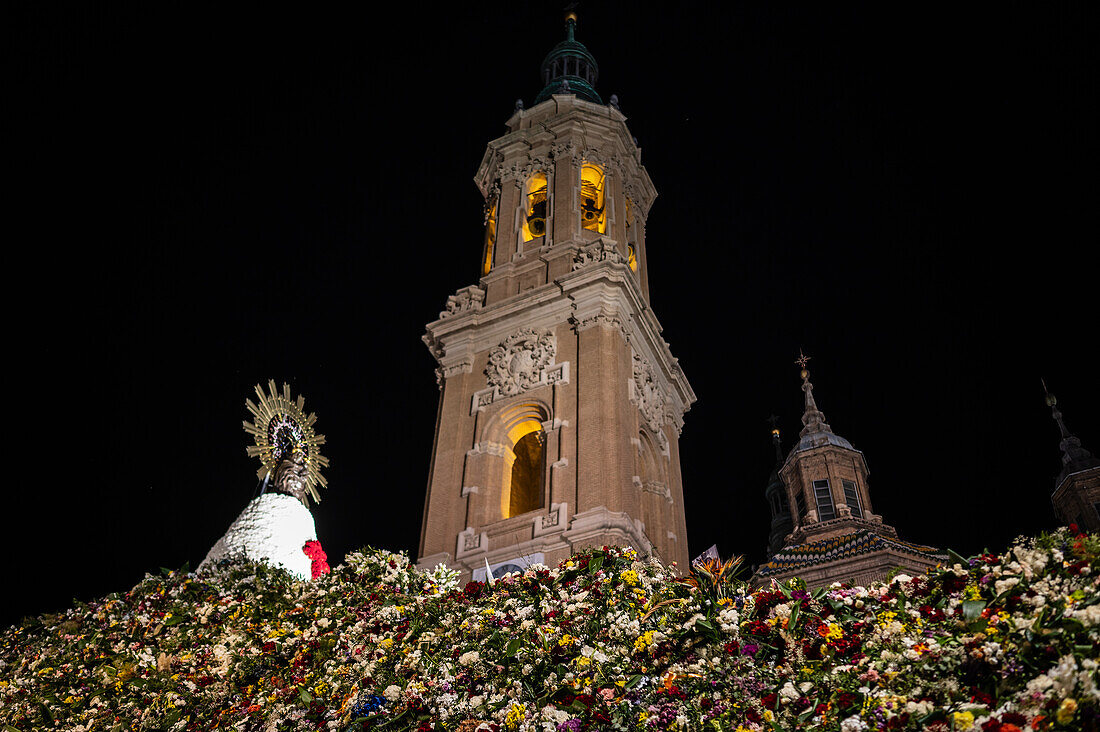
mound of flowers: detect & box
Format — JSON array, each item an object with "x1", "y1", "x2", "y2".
[{"x1": 1, "y1": 527, "x2": 1097, "y2": 731}]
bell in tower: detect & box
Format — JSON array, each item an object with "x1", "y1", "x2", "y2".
[{"x1": 419, "y1": 12, "x2": 695, "y2": 581}]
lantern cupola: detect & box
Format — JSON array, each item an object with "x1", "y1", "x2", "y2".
[{"x1": 534, "y1": 12, "x2": 602, "y2": 105}]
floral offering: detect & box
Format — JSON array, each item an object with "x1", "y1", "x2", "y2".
[{"x1": 1, "y1": 527, "x2": 1097, "y2": 731}]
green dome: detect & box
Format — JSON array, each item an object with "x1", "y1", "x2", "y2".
[{"x1": 534, "y1": 17, "x2": 602, "y2": 105}]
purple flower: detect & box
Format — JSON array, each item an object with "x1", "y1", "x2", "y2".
[
  {"x1": 741, "y1": 644, "x2": 759, "y2": 656},
  {"x1": 556, "y1": 720, "x2": 582, "y2": 732}
]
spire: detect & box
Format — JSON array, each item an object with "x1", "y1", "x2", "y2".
[
  {"x1": 1043, "y1": 379, "x2": 1100, "y2": 483},
  {"x1": 533, "y1": 8, "x2": 603, "y2": 106},
  {"x1": 766, "y1": 414, "x2": 783, "y2": 463},
  {"x1": 764, "y1": 415, "x2": 793, "y2": 557},
  {"x1": 796, "y1": 351, "x2": 832, "y2": 436}
]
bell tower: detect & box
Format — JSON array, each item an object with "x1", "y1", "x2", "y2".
[{"x1": 418, "y1": 12, "x2": 695, "y2": 579}]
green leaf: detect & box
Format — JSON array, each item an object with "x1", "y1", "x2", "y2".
[
  {"x1": 946, "y1": 548, "x2": 970, "y2": 567},
  {"x1": 504, "y1": 638, "x2": 523, "y2": 657},
  {"x1": 589, "y1": 555, "x2": 604, "y2": 574},
  {"x1": 623, "y1": 674, "x2": 643, "y2": 690},
  {"x1": 299, "y1": 688, "x2": 313, "y2": 704},
  {"x1": 962, "y1": 600, "x2": 986, "y2": 623}
]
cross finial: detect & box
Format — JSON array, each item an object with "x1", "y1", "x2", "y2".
[{"x1": 795, "y1": 350, "x2": 811, "y2": 370}]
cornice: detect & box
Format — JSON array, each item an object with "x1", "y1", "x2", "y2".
[{"x1": 424, "y1": 249, "x2": 696, "y2": 423}]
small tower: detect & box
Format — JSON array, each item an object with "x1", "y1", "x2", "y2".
[
  {"x1": 779, "y1": 352, "x2": 882, "y2": 544},
  {"x1": 764, "y1": 416, "x2": 793, "y2": 557},
  {"x1": 1044, "y1": 380, "x2": 1100, "y2": 531},
  {"x1": 753, "y1": 354, "x2": 946, "y2": 588},
  {"x1": 418, "y1": 12, "x2": 695, "y2": 580}
]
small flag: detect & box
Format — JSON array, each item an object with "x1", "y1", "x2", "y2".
[{"x1": 692, "y1": 544, "x2": 718, "y2": 567}]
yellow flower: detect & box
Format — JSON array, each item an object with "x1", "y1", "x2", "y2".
[
  {"x1": 558, "y1": 634, "x2": 575, "y2": 648},
  {"x1": 1057, "y1": 698, "x2": 1078, "y2": 724},
  {"x1": 763, "y1": 709, "x2": 774, "y2": 722},
  {"x1": 953, "y1": 710, "x2": 975, "y2": 730},
  {"x1": 620, "y1": 570, "x2": 639, "y2": 585},
  {"x1": 825, "y1": 623, "x2": 843, "y2": 640},
  {"x1": 505, "y1": 702, "x2": 526, "y2": 729},
  {"x1": 379, "y1": 638, "x2": 394, "y2": 650},
  {"x1": 634, "y1": 630, "x2": 655, "y2": 652}
]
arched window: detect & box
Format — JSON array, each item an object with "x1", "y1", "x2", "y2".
[
  {"x1": 522, "y1": 173, "x2": 548, "y2": 242},
  {"x1": 503, "y1": 416, "x2": 546, "y2": 517},
  {"x1": 637, "y1": 430, "x2": 667, "y2": 497},
  {"x1": 624, "y1": 197, "x2": 638, "y2": 272},
  {"x1": 580, "y1": 164, "x2": 606, "y2": 233},
  {"x1": 482, "y1": 199, "x2": 497, "y2": 275}
]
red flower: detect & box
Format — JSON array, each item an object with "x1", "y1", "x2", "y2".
[{"x1": 301, "y1": 540, "x2": 331, "y2": 578}]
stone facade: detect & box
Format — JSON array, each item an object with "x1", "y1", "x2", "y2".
[
  {"x1": 1053, "y1": 467, "x2": 1100, "y2": 533},
  {"x1": 417, "y1": 39, "x2": 694, "y2": 580}
]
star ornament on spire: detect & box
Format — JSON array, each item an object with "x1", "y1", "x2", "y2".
[{"x1": 242, "y1": 380, "x2": 329, "y2": 505}]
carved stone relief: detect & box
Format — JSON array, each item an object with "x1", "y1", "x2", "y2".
[
  {"x1": 630, "y1": 352, "x2": 667, "y2": 435},
  {"x1": 439, "y1": 285, "x2": 486, "y2": 319},
  {"x1": 572, "y1": 239, "x2": 624, "y2": 270},
  {"x1": 486, "y1": 329, "x2": 557, "y2": 397}
]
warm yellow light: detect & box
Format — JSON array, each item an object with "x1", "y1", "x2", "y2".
[
  {"x1": 482, "y1": 201, "x2": 497, "y2": 275},
  {"x1": 580, "y1": 164, "x2": 605, "y2": 234},
  {"x1": 627, "y1": 243, "x2": 637, "y2": 272},
  {"x1": 507, "y1": 418, "x2": 543, "y2": 446},
  {"x1": 522, "y1": 173, "x2": 548, "y2": 242}
]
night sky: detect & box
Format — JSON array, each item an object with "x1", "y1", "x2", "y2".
[{"x1": 9, "y1": 3, "x2": 1096, "y2": 629}]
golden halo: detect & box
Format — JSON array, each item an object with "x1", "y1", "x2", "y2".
[{"x1": 242, "y1": 380, "x2": 329, "y2": 503}]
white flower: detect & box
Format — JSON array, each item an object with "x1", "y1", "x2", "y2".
[
  {"x1": 459, "y1": 650, "x2": 480, "y2": 666},
  {"x1": 779, "y1": 682, "x2": 800, "y2": 701},
  {"x1": 840, "y1": 714, "x2": 868, "y2": 731}
]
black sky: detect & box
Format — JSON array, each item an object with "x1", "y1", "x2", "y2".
[{"x1": 8, "y1": 3, "x2": 1097, "y2": 628}]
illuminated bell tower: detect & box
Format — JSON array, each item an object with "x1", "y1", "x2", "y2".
[{"x1": 418, "y1": 12, "x2": 695, "y2": 579}]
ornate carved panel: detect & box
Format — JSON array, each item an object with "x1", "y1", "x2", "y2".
[
  {"x1": 439, "y1": 285, "x2": 486, "y2": 319},
  {"x1": 630, "y1": 352, "x2": 667, "y2": 435},
  {"x1": 572, "y1": 239, "x2": 624, "y2": 270},
  {"x1": 486, "y1": 329, "x2": 556, "y2": 397}
]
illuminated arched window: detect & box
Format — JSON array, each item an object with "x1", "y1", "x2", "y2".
[
  {"x1": 580, "y1": 163, "x2": 606, "y2": 233},
  {"x1": 625, "y1": 197, "x2": 637, "y2": 272},
  {"x1": 505, "y1": 418, "x2": 545, "y2": 517},
  {"x1": 482, "y1": 199, "x2": 497, "y2": 275},
  {"x1": 522, "y1": 173, "x2": 548, "y2": 241}
]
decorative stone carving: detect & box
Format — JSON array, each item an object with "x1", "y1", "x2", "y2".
[
  {"x1": 630, "y1": 352, "x2": 667, "y2": 434},
  {"x1": 533, "y1": 502, "x2": 568, "y2": 538},
  {"x1": 440, "y1": 285, "x2": 486, "y2": 319},
  {"x1": 456, "y1": 527, "x2": 488, "y2": 559},
  {"x1": 550, "y1": 141, "x2": 579, "y2": 164},
  {"x1": 499, "y1": 156, "x2": 551, "y2": 185},
  {"x1": 572, "y1": 239, "x2": 624, "y2": 270},
  {"x1": 486, "y1": 329, "x2": 556, "y2": 397}
]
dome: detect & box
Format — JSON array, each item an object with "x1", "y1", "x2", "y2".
[
  {"x1": 533, "y1": 17, "x2": 603, "y2": 105},
  {"x1": 788, "y1": 429, "x2": 854, "y2": 457}
]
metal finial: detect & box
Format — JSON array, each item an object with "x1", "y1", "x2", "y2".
[{"x1": 1042, "y1": 378, "x2": 1057, "y2": 407}]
